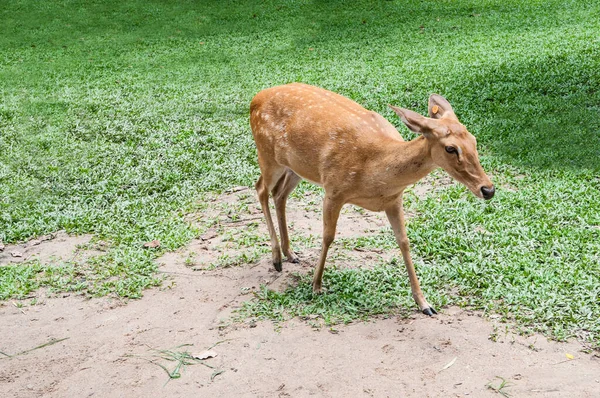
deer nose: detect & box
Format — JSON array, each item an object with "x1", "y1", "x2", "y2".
[{"x1": 481, "y1": 185, "x2": 495, "y2": 200}]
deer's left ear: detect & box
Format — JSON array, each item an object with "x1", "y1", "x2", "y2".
[{"x1": 428, "y1": 94, "x2": 458, "y2": 121}]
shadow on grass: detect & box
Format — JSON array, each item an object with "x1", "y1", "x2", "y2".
[{"x1": 455, "y1": 50, "x2": 600, "y2": 172}]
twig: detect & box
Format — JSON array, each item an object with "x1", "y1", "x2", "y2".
[
  {"x1": 224, "y1": 216, "x2": 263, "y2": 225},
  {"x1": 226, "y1": 186, "x2": 249, "y2": 193},
  {"x1": 553, "y1": 358, "x2": 578, "y2": 365},
  {"x1": 353, "y1": 247, "x2": 383, "y2": 254},
  {"x1": 12, "y1": 301, "x2": 26, "y2": 315},
  {"x1": 266, "y1": 273, "x2": 284, "y2": 285},
  {"x1": 347, "y1": 214, "x2": 377, "y2": 219},
  {"x1": 440, "y1": 357, "x2": 457, "y2": 372},
  {"x1": 157, "y1": 270, "x2": 207, "y2": 277}
]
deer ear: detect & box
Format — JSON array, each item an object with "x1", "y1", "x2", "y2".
[
  {"x1": 428, "y1": 94, "x2": 458, "y2": 120},
  {"x1": 389, "y1": 105, "x2": 434, "y2": 136}
]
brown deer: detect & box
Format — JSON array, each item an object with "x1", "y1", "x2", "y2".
[{"x1": 250, "y1": 83, "x2": 494, "y2": 315}]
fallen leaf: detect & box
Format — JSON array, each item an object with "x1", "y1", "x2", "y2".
[
  {"x1": 565, "y1": 353, "x2": 574, "y2": 360},
  {"x1": 441, "y1": 357, "x2": 457, "y2": 371},
  {"x1": 10, "y1": 251, "x2": 23, "y2": 258},
  {"x1": 194, "y1": 350, "x2": 218, "y2": 360},
  {"x1": 143, "y1": 240, "x2": 161, "y2": 249}
]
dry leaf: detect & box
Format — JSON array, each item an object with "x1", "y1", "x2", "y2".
[
  {"x1": 441, "y1": 357, "x2": 457, "y2": 371},
  {"x1": 194, "y1": 350, "x2": 218, "y2": 360},
  {"x1": 143, "y1": 240, "x2": 161, "y2": 249},
  {"x1": 565, "y1": 353, "x2": 574, "y2": 360},
  {"x1": 10, "y1": 251, "x2": 23, "y2": 258}
]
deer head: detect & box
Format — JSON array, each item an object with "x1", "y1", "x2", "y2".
[{"x1": 389, "y1": 95, "x2": 495, "y2": 200}]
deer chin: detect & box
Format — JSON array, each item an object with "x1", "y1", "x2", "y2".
[{"x1": 445, "y1": 171, "x2": 487, "y2": 200}]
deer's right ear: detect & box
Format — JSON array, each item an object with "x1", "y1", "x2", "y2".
[{"x1": 389, "y1": 105, "x2": 434, "y2": 136}]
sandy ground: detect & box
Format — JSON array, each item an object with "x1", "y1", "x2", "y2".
[{"x1": 2, "y1": 184, "x2": 600, "y2": 397}]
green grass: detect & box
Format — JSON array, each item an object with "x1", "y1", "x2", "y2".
[{"x1": 1, "y1": 1, "x2": 599, "y2": 347}]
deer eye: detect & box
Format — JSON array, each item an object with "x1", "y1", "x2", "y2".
[{"x1": 445, "y1": 146, "x2": 457, "y2": 154}]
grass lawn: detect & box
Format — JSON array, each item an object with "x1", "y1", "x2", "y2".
[{"x1": 1, "y1": 1, "x2": 599, "y2": 348}]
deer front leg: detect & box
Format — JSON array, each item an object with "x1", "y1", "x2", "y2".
[
  {"x1": 312, "y1": 195, "x2": 343, "y2": 293},
  {"x1": 385, "y1": 198, "x2": 437, "y2": 316}
]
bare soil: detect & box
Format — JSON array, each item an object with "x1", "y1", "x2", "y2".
[{"x1": 2, "y1": 182, "x2": 599, "y2": 397}]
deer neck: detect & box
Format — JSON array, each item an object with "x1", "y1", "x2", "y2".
[{"x1": 381, "y1": 136, "x2": 437, "y2": 188}]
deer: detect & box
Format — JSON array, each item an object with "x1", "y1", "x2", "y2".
[{"x1": 250, "y1": 83, "x2": 494, "y2": 316}]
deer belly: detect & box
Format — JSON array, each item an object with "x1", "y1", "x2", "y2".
[
  {"x1": 273, "y1": 137, "x2": 325, "y2": 186},
  {"x1": 347, "y1": 195, "x2": 401, "y2": 212}
]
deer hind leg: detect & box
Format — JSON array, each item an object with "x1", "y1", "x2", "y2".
[
  {"x1": 385, "y1": 197, "x2": 436, "y2": 316},
  {"x1": 312, "y1": 194, "x2": 344, "y2": 293},
  {"x1": 272, "y1": 169, "x2": 302, "y2": 263},
  {"x1": 255, "y1": 166, "x2": 286, "y2": 271}
]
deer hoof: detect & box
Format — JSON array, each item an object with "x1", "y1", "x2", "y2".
[
  {"x1": 287, "y1": 255, "x2": 300, "y2": 264},
  {"x1": 273, "y1": 261, "x2": 282, "y2": 272},
  {"x1": 422, "y1": 307, "x2": 437, "y2": 316}
]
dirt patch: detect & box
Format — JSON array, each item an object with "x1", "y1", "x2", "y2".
[
  {"x1": 173, "y1": 186, "x2": 393, "y2": 272},
  {"x1": 1, "y1": 262, "x2": 598, "y2": 397},
  {"x1": 2, "y1": 187, "x2": 600, "y2": 397},
  {"x1": 0, "y1": 231, "x2": 96, "y2": 266},
  {"x1": 410, "y1": 169, "x2": 456, "y2": 199}
]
